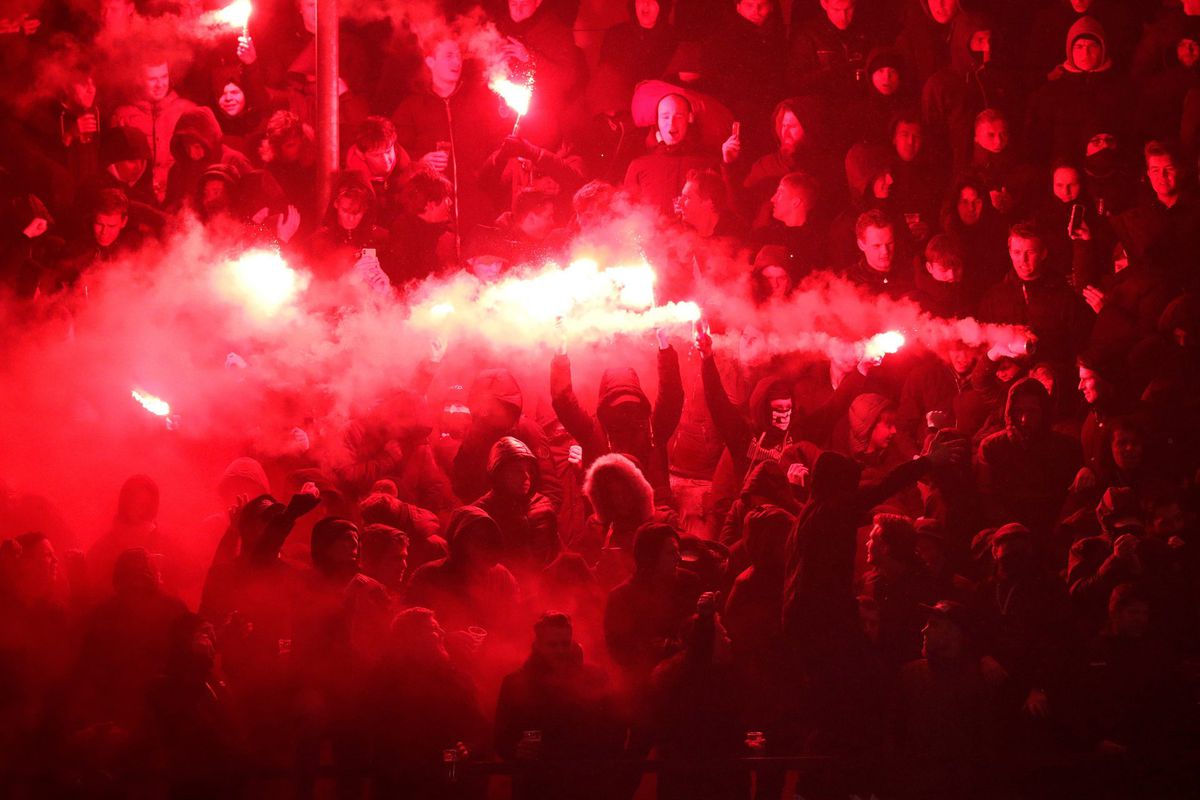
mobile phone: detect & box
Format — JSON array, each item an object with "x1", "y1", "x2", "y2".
[
  {"x1": 1068, "y1": 204, "x2": 1086, "y2": 237},
  {"x1": 361, "y1": 247, "x2": 376, "y2": 259}
]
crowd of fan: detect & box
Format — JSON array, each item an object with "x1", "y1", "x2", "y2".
[{"x1": 3, "y1": 0, "x2": 1200, "y2": 797}]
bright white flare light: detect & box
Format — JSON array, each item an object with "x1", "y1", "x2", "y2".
[
  {"x1": 863, "y1": 330, "x2": 907, "y2": 360},
  {"x1": 221, "y1": 249, "x2": 300, "y2": 316},
  {"x1": 489, "y1": 75, "x2": 532, "y2": 117},
  {"x1": 204, "y1": 0, "x2": 252, "y2": 31},
  {"x1": 431, "y1": 303, "x2": 456, "y2": 318},
  {"x1": 131, "y1": 389, "x2": 170, "y2": 417}
]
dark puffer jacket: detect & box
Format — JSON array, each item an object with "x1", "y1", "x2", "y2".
[
  {"x1": 550, "y1": 347, "x2": 683, "y2": 504},
  {"x1": 472, "y1": 436, "x2": 561, "y2": 579}
]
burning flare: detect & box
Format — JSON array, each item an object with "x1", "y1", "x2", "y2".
[
  {"x1": 489, "y1": 74, "x2": 532, "y2": 117},
  {"x1": 413, "y1": 257, "x2": 700, "y2": 345},
  {"x1": 131, "y1": 389, "x2": 170, "y2": 417},
  {"x1": 203, "y1": 0, "x2": 252, "y2": 33},
  {"x1": 862, "y1": 330, "x2": 906, "y2": 361},
  {"x1": 218, "y1": 249, "x2": 302, "y2": 317}
]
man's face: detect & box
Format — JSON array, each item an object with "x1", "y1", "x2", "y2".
[
  {"x1": 821, "y1": 0, "x2": 855, "y2": 30},
  {"x1": 1111, "y1": 601, "x2": 1149, "y2": 639},
  {"x1": 143, "y1": 63, "x2": 170, "y2": 102},
  {"x1": 425, "y1": 40, "x2": 463, "y2": 86},
  {"x1": 374, "y1": 542, "x2": 408, "y2": 589},
  {"x1": 324, "y1": 531, "x2": 360, "y2": 576},
  {"x1": 761, "y1": 265, "x2": 791, "y2": 298},
  {"x1": 363, "y1": 143, "x2": 397, "y2": 178},
  {"x1": 970, "y1": 29, "x2": 992, "y2": 63},
  {"x1": 957, "y1": 186, "x2": 983, "y2": 225},
  {"x1": 469, "y1": 257, "x2": 505, "y2": 282},
  {"x1": 635, "y1": 0, "x2": 660, "y2": 29},
  {"x1": 869, "y1": 410, "x2": 898, "y2": 452},
  {"x1": 1008, "y1": 234, "x2": 1045, "y2": 281},
  {"x1": 922, "y1": 616, "x2": 963, "y2": 660},
  {"x1": 1178, "y1": 38, "x2": 1200, "y2": 68},
  {"x1": 857, "y1": 224, "x2": 895, "y2": 271},
  {"x1": 218, "y1": 83, "x2": 246, "y2": 118},
  {"x1": 680, "y1": 179, "x2": 711, "y2": 228},
  {"x1": 1052, "y1": 166, "x2": 1081, "y2": 203},
  {"x1": 334, "y1": 195, "x2": 365, "y2": 231},
  {"x1": 278, "y1": 134, "x2": 304, "y2": 163},
  {"x1": 93, "y1": 211, "x2": 127, "y2": 247},
  {"x1": 23, "y1": 539, "x2": 58, "y2": 589},
  {"x1": 657, "y1": 95, "x2": 690, "y2": 146},
  {"x1": 423, "y1": 194, "x2": 453, "y2": 224},
  {"x1": 1147, "y1": 154, "x2": 1179, "y2": 198},
  {"x1": 509, "y1": 0, "x2": 541, "y2": 23},
  {"x1": 1010, "y1": 394, "x2": 1043, "y2": 438},
  {"x1": 298, "y1": 0, "x2": 318, "y2": 33},
  {"x1": 1150, "y1": 502, "x2": 1185, "y2": 540},
  {"x1": 872, "y1": 171, "x2": 893, "y2": 199},
  {"x1": 771, "y1": 180, "x2": 803, "y2": 224},
  {"x1": 414, "y1": 615, "x2": 450, "y2": 661},
  {"x1": 517, "y1": 203, "x2": 556, "y2": 240},
  {"x1": 495, "y1": 460, "x2": 532, "y2": 497},
  {"x1": 778, "y1": 110, "x2": 804, "y2": 153},
  {"x1": 111, "y1": 157, "x2": 146, "y2": 185},
  {"x1": 769, "y1": 397, "x2": 792, "y2": 431},
  {"x1": 1086, "y1": 132, "x2": 1117, "y2": 157},
  {"x1": 534, "y1": 625, "x2": 575, "y2": 667},
  {"x1": 893, "y1": 121, "x2": 921, "y2": 162},
  {"x1": 948, "y1": 343, "x2": 976, "y2": 374},
  {"x1": 737, "y1": 0, "x2": 772, "y2": 27},
  {"x1": 928, "y1": 0, "x2": 957, "y2": 24},
  {"x1": 975, "y1": 119, "x2": 1008, "y2": 153},
  {"x1": 1077, "y1": 365, "x2": 1100, "y2": 404},
  {"x1": 1111, "y1": 429, "x2": 1144, "y2": 472},
  {"x1": 871, "y1": 66, "x2": 900, "y2": 96},
  {"x1": 69, "y1": 77, "x2": 97, "y2": 110},
  {"x1": 926, "y1": 258, "x2": 959, "y2": 283},
  {"x1": 1069, "y1": 0, "x2": 1094, "y2": 12},
  {"x1": 201, "y1": 179, "x2": 230, "y2": 213},
  {"x1": 101, "y1": 0, "x2": 135, "y2": 32},
  {"x1": 1072, "y1": 37, "x2": 1103, "y2": 71}
]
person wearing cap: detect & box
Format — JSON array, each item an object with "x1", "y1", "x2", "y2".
[
  {"x1": 844, "y1": 394, "x2": 919, "y2": 511},
  {"x1": 915, "y1": 517, "x2": 976, "y2": 602},
  {"x1": 842, "y1": 47, "x2": 916, "y2": 149},
  {"x1": 453, "y1": 369, "x2": 562, "y2": 508},
  {"x1": 471, "y1": 436, "x2": 560, "y2": 581},
  {"x1": 894, "y1": 598, "x2": 992, "y2": 797}
]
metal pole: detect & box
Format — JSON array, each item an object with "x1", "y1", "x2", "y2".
[{"x1": 315, "y1": 0, "x2": 339, "y2": 217}]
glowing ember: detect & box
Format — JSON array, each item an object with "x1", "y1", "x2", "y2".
[
  {"x1": 204, "y1": 0, "x2": 252, "y2": 32},
  {"x1": 863, "y1": 330, "x2": 906, "y2": 360},
  {"x1": 219, "y1": 249, "x2": 301, "y2": 316},
  {"x1": 131, "y1": 389, "x2": 170, "y2": 417},
  {"x1": 489, "y1": 75, "x2": 532, "y2": 117}
]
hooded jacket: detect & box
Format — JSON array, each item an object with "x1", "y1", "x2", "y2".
[
  {"x1": 976, "y1": 378, "x2": 1082, "y2": 534},
  {"x1": 111, "y1": 90, "x2": 197, "y2": 202},
  {"x1": 550, "y1": 347, "x2": 683, "y2": 504},
  {"x1": 1026, "y1": 16, "x2": 1129, "y2": 163},
  {"x1": 404, "y1": 506, "x2": 521, "y2": 633},
  {"x1": 453, "y1": 369, "x2": 562, "y2": 507},
  {"x1": 472, "y1": 437, "x2": 561, "y2": 577},
  {"x1": 922, "y1": 11, "x2": 1017, "y2": 169},
  {"x1": 700, "y1": 357, "x2": 817, "y2": 489},
  {"x1": 164, "y1": 107, "x2": 253, "y2": 210},
  {"x1": 718, "y1": 458, "x2": 804, "y2": 551}
]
